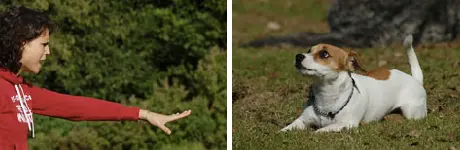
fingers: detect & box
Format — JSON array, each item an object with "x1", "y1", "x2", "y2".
[
  {"x1": 152, "y1": 110, "x2": 191, "y2": 135},
  {"x1": 168, "y1": 110, "x2": 192, "y2": 122},
  {"x1": 158, "y1": 124, "x2": 172, "y2": 135}
]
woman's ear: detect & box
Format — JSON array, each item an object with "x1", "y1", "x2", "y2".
[{"x1": 346, "y1": 51, "x2": 367, "y2": 73}]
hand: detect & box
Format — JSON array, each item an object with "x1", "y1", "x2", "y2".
[{"x1": 139, "y1": 109, "x2": 192, "y2": 135}]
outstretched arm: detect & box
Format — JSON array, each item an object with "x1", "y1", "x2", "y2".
[
  {"x1": 30, "y1": 86, "x2": 191, "y2": 134},
  {"x1": 31, "y1": 87, "x2": 140, "y2": 121}
]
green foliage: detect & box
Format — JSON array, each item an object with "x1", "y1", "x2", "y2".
[
  {"x1": 0, "y1": 0, "x2": 226, "y2": 149},
  {"x1": 23, "y1": 0, "x2": 225, "y2": 102}
]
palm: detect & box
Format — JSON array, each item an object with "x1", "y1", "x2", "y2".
[{"x1": 146, "y1": 110, "x2": 192, "y2": 135}]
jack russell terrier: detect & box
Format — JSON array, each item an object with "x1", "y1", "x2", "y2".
[{"x1": 281, "y1": 35, "x2": 427, "y2": 133}]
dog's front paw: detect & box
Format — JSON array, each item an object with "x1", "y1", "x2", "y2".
[
  {"x1": 314, "y1": 128, "x2": 330, "y2": 133},
  {"x1": 279, "y1": 126, "x2": 291, "y2": 132},
  {"x1": 314, "y1": 124, "x2": 350, "y2": 133}
]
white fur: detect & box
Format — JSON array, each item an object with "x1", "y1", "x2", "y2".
[
  {"x1": 404, "y1": 35, "x2": 423, "y2": 84},
  {"x1": 282, "y1": 35, "x2": 427, "y2": 133}
]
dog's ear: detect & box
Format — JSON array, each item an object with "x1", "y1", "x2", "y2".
[{"x1": 346, "y1": 51, "x2": 367, "y2": 72}]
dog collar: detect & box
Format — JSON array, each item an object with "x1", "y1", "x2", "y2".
[{"x1": 307, "y1": 72, "x2": 359, "y2": 118}]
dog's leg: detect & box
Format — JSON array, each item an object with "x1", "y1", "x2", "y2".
[
  {"x1": 400, "y1": 104, "x2": 427, "y2": 120},
  {"x1": 399, "y1": 90, "x2": 427, "y2": 120},
  {"x1": 314, "y1": 122, "x2": 358, "y2": 133},
  {"x1": 280, "y1": 117, "x2": 307, "y2": 132},
  {"x1": 280, "y1": 107, "x2": 317, "y2": 132}
]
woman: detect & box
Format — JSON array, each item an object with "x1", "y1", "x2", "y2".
[{"x1": 0, "y1": 6, "x2": 191, "y2": 149}]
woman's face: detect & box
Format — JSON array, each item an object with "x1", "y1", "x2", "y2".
[{"x1": 20, "y1": 29, "x2": 50, "y2": 74}]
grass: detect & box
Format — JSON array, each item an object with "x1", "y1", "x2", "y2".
[{"x1": 232, "y1": 0, "x2": 460, "y2": 149}]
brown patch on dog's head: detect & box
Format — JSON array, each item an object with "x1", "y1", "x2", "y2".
[
  {"x1": 364, "y1": 67, "x2": 391, "y2": 80},
  {"x1": 311, "y1": 44, "x2": 367, "y2": 72}
]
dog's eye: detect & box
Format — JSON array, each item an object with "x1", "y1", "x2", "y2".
[{"x1": 319, "y1": 50, "x2": 329, "y2": 58}]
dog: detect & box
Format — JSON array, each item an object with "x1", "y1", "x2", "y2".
[{"x1": 281, "y1": 35, "x2": 427, "y2": 133}]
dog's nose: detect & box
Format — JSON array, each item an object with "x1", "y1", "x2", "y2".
[{"x1": 295, "y1": 54, "x2": 305, "y2": 63}]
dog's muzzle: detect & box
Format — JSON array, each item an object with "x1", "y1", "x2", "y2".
[{"x1": 295, "y1": 54, "x2": 306, "y2": 69}]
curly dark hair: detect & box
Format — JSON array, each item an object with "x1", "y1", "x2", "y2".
[{"x1": 0, "y1": 6, "x2": 54, "y2": 73}]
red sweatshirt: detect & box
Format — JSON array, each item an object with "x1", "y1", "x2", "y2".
[{"x1": 0, "y1": 69, "x2": 140, "y2": 150}]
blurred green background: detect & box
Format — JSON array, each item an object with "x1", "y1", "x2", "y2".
[{"x1": 0, "y1": 0, "x2": 226, "y2": 149}]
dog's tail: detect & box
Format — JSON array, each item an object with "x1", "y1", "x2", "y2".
[{"x1": 403, "y1": 35, "x2": 423, "y2": 84}]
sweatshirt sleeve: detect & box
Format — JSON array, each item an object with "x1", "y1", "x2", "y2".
[{"x1": 30, "y1": 86, "x2": 140, "y2": 121}]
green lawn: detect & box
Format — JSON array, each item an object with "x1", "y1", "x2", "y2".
[{"x1": 232, "y1": 0, "x2": 460, "y2": 149}]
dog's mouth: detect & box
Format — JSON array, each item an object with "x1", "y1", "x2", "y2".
[{"x1": 295, "y1": 64, "x2": 315, "y2": 71}]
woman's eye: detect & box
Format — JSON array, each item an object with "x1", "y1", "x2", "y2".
[{"x1": 319, "y1": 50, "x2": 329, "y2": 58}]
